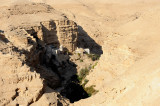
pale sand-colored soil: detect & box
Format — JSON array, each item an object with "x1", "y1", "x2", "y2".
[{"x1": 1, "y1": 0, "x2": 160, "y2": 105}]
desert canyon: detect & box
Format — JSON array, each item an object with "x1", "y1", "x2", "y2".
[{"x1": 0, "y1": 0, "x2": 160, "y2": 106}]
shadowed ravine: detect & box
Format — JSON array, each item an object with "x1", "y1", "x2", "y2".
[{"x1": 25, "y1": 22, "x2": 102, "y2": 103}]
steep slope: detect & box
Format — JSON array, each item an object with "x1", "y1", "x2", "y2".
[
  {"x1": 72, "y1": 1, "x2": 160, "y2": 106},
  {"x1": 0, "y1": 3, "x2": 74, "y2": 106},
  {"x1": 1, "y1": 0, "x2": 160, "y2": 106}
]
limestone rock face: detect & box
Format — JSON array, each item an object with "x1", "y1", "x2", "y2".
[
  {"x1": 0, "y1": 3, "x2": 78, "y2": 53},
  {"x1": 6, "y1": 19, "x2": 78, "y2": 53},
  {"x1": 0, "y1": 34, "x2": 69, "y2": 106},
  {"x1": 57, "y1": 20, "x2": 78, "y2": 52},
  {"x1": 0, "y1": 41, "x2": 43, "y2": 106},
  {"x1": 41, "y1": 20, "x2": 78, "y2": 52},
  {"x1": 4, "y1": 0, "x2": 160, "y2": 106},
  {"x1": 0, "y1": 3, "x2": 72, "y2": 106}
]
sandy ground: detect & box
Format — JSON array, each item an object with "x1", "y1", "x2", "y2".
[{"x1": 1, "y1": 0, "x2": 160, "y2": 105}]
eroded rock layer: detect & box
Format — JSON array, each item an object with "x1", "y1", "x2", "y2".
[{"x1": 0, "y1": 3, "x2": 78, "y2": 106}]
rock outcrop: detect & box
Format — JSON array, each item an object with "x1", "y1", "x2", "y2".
[
  {"x1": 0, "y1": 3, "x2": 78, "y2": 106},
  {"x1": 40, "y1": 20, "x2": 78, "y2": 52},
  {"x1": 0, "y1": 53, "x2": 43, "y2": 106},
  {"x1": 0, "y1": 29, "x2": 70, "y2": 106},
  {"x1": 5, "y1": 19, "x2": 78, "y2": 53},
  {"x1": 2, "y1": 0, "x2": 160, "y2": 106}
]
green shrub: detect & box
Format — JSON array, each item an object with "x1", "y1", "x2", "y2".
[
  {"x1": 87, "y1": 54, "x2": 100, "y2": 61},
  {"x1": 80, "y1": 59, "x2": 83, "y2": 62},
  {"x1": 77, "y1": 68, "x2": 98, "y2": 97},
  {"x1": 82, "y1": 79, "x2": 89, "y2": 87},
  {"x1": 77, "y1": 67, "x2": 90, "y2": 84},
  {"x1": 92, "y1": 62, "x2": 98, "y2": 69},
  {"x1": 77, "y1": 75, "x2": 83, "y2": 84},
  {"x1": 78, "y1": 67, "x2": 90, "y2": 83},
  {"x1": 84, "y1": 85, "x2": 99, "y2": 97},
  {"x1": 78, "y1": 53, "x2": 81, "y2": 57}
]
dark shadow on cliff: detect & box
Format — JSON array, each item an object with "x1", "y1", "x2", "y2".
[
  {"x1": 0, "y1": 30, "x2": 9, "y2": 43},
  {"x1": 40, "y1": 21, "x2": 60, "y2": 47},
  {"x1": 18, "y1": 31, "x2": 88, "y2": 103},
  {"x1": 77, "y1": 25, "x2": 103, "y2": 55},
  {"x1": 60, "y1": 75, "x2": 89, "y2": 103},
  {"x1": 0, "y1": 30, "x2": 4, "y2": 33},
  {"x1": 10, "y1": 24, "x2": 99, "y2": 103}
]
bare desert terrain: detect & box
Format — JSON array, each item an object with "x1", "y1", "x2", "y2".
[{"x1": 0, "y1": 0, "x2": 160, "y2": 106}]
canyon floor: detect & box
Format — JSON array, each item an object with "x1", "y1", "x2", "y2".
[{"x1": 1, "y1": 0, "x2": 160, "y2": 106}]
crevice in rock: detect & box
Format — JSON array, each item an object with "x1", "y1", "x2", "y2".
[
  {"x1": 28, "y1": 99, "x2": 34, "y2": 106},
  {"x1": 21, "y1": 20, "x2": 102, "y2": 103},
  {"x1": 60, "y1": 75, "x2": 89, "y2": 103},
  {"x1": 12, "y1": 88, "x2": 19, "y2": 101},
  {"x1": 16, "y1": 104, "x2": 19, "y2": 106}
]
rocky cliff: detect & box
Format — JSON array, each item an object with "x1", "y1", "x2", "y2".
[
  {"x1": 0, "y1": 3, "x2": 80, "y2": 106},
  {"x1": 1, "y1": 0, "x2": 160, "y2": 106}
]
